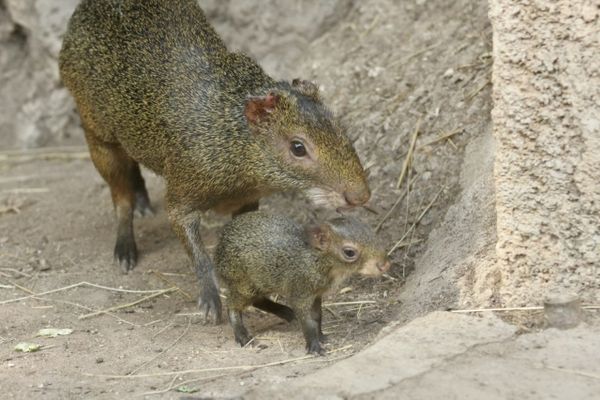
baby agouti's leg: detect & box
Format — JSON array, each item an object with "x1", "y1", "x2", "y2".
[
  {"x1": 232, "y1": 201, "x2": 259, "y2": 217},
  {"x1": 253, "y1": 297, "x2": 295, "y2": 322},
  {"x1": 292, "y1": 299, "x2": 325, "y2": 355},
  {"x1": 84, "y1": 131, "x2": 139, "y2": 272},
  {"x1": 227, "y1": 309, "x2": 252, "y2": 347},
  {"x1": 310, "y1": 297, "x2": 328, "y2": 342},
  {"x1": 166, "y1": 205, "x2": 222, "y2": 324}
]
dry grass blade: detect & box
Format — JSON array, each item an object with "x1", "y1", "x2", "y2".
[
  {"x1": 128, "y1": 318, "x2": 191, "y2": 376},
  {"x1": 85, "y1": 345, "x2": 353, "y2": 379},
  {"x1": 78, "y1": 287, "x2": 176, "y2": 320},
  {"x1": 0, "y1": 281, "x2": 170, "y2": 306},
  {"x1": 451, "y1": 305, "x2": 600, "y2": 313},
  {"x1": 0, "y1": 151, "x2": 90, "y2": 164},
  {"x1": 323, "y1": 300, "x2": 376, "y2": 306},
  {"x1": 149, "y1": 270, "x2": 192, "y2": 301},
  {"x1": 417, "y1": 127, "x2": 463, "y2": 149},
  {"x1": 465, "y1": 77, "x2": 491, "y2": 101},
  {"x1": 140, "y1": 373, "x2": 228, "y2": 396},
  {"x1": 376, "y1": 174, "x2": 418, "y2": 233},
  {"x1": 396, "y1": 118, "x2": 421, "y2": 189},
  {"x1": 543, "y1": 366, "x2": 600, "y2": 380},
  {"x1": 387, "y1": 186, "x2": 444, "y2": 256}
]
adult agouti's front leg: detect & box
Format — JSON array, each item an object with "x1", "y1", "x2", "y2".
[{"x1": 168, "y1": 207, "x2": 222, "y2": 324}]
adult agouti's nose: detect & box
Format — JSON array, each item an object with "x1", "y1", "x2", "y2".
[{"x1": 344, "y1": 188, "x2": 371, "y2": 207}]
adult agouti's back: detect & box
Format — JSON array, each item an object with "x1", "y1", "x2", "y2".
[{"x1": 59, "y1": 0, "x2": 370, "y2": 324}]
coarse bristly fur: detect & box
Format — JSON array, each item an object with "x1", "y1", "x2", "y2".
[
  {"x1": 58, "y1": 0, "x2": 370, "y2": 323},
  {"x1": 214, "y1": 211, "x2": 390, "y2": 355}
]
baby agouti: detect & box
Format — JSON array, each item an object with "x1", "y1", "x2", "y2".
[
  {"x1": 59, "y1": 0, "x2": 370, "y2": 323},
  {"x1": 214, "y1": 212, "x2": 391, "y2": 355}
]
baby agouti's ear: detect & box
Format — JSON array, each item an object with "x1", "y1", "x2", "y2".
[
  {"x1": 292, "y1": 78, "x2": 320, "y2": 99},
  {"x1": 245, "y1": 92, "x2": 280, "y2": 124},
  {"x1": 305, "y1": 224, "x2": 331, "y2": 251}
]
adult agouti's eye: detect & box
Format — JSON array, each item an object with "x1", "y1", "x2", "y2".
[
  {"x1": 290, "y1": 139, "x2": 307, "y2": 157},
  {"x1": 342, "y1": 247, "x2": 359, "y2": 261}
]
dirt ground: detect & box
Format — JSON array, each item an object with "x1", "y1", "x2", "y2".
[{"x1": 0, "y1": 0, "x2": 497, "y2": 398}]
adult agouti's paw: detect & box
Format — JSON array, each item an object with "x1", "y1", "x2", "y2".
[
  {"x1": 306, "y1": 340, "x2": 326, "y2": 356},
  {"x1": 197, "y1": 284, "x2": 222, "y2": 325},
  {"x1": 114, "y1": 237, "x2": 137, "y2": 273}
]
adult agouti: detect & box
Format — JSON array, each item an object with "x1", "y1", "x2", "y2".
[
  {"x1": 59, "y1": 0, "x2": 370, "y2": 324},
  {"x1": 214, "y1": 212, "x2": 390, "y2": 354}
]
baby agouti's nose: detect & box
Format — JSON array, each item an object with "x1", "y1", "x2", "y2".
[
  {"x1": 344, "y1": 188, "x2": 371, "y2": 207},
  {"x1": 378, "y1": 260, "x2": 391, "y2": 273}
]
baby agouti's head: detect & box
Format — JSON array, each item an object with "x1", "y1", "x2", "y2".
[
  {"x1": 305, "y1": 216, "x2": 391, "y2": 281},
  {"x1": 244, "y1": 79, "x2": 370, "y2": 211}
]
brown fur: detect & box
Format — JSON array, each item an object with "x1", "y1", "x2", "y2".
[{"x1": 59, "y1": 0, "x2": 370, "y2": 323}]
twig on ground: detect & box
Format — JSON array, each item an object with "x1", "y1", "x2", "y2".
[
  {"x1": 128, "y1": 318, "x2": 191, "y2": 376},
  {"x1": 543, "y1": 366, "x2": 600, "y2": 380},
  {"x1": 0, "y1": 281, "x2": 170, "y2": 305},
  {"x1": 85, "y1": 345, "x2": 353, "y2": 379},
  {"x1": 149, "y1": 270, "x2": 192, "y2": 301},
  {"x1": 140, "y1": 373, "x2": 228, "y2": 396},
  {"x1": 32, "y1": 296, "x2": 138, "y2": 326},
  {"x1": 387, "y1": 187, "x2": 444, "y2": 256},
  {"x1": 451, "y1": 305, "x2": 600, "y2": 313},
  {"x1": 0, "y1": 268, "x2": 32, "y2": 278},
  {"x1": 1, "y1": 188, "x2": 49, "y2": 194},
  {"x1": 79, "y1": 287, "x2": 176, "y2": 320},
  {"x1": 375, "y1": 174, "x2": 418, "y2": 233},
  {"x1": 465, "y1": 77, "x2": 491, "y2": 101},
  {"x1": 396, "y1": 118, "x2": 421, "y2": 189},
  {"x1": 0, "y1": 152, "x2": 90, "y2": 164},
  {"x1": 323, "y1": 301, "x2": 376, "y2": 307},
  {"x1": 417, "y1": 128, "x2": 463, "y2": 150}
]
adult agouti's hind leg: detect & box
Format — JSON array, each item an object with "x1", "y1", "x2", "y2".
[
  {"x1": 131, "y1": 164, "x2": 154, "y2": 217},
  {"x1": 84, "y1": 131, "x2": 139, "y2": 272}
]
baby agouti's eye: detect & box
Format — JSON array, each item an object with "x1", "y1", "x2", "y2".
[
  {"x1": 290, "y1": 139, "x2": 307, "y2": 158},
  {"x1": 342, "y1": 247, "x2": 359, "y2": 262}
]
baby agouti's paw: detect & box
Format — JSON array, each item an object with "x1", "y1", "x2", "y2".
[
  {"x1": 197, "y1": 284, "x2": 223, "y2": 325},
  {"x1": 234, "y1": 332, "x2": 253, "y2": 347},
  {"x1": 306, "y1": 340, "x2": 326, "y2": 356}
]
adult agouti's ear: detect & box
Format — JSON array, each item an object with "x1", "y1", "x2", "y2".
[
  {"x1": 245, "y1": 92, "x2": 280, "y2": 124},
  {"x1": 305, "y1": 224, "x2": 331, "y2": 251}
]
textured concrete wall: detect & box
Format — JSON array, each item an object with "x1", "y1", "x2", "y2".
[
  {"x1": 488, "y1": 0, "x2": 600, "y2": 305},
  {"x1": 0, "y1": 0, "x2": 347, "y2": 149}
]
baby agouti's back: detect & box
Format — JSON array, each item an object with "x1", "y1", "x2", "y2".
[{"x1": 215, "y1": 213, "x2": 317, "y2": 297}]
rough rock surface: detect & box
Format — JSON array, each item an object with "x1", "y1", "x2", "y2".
[
  {"x1": 245, "y1": 312, "x2": 600, "y2": 400},
  {"x1": 487, "y1": 0, "x2": 600, "y2": 306},
  {"x1": 0, "y1": 0, "x2": 80, "y2": 148},
  {"x1": 0, "y1": 0, "x2": 348, "y2": 149}
]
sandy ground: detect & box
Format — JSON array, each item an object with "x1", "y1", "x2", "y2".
[{"x1": 0, "y1": 158, "x2": 405, "y2": 399}]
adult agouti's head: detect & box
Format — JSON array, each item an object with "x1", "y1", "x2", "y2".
[
  {"x1": 245, "y1": 79, "x2": 370, "y2": 210},
  {"x1": 305, "y1": 216, "x2": 391, "y2": 280}
]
